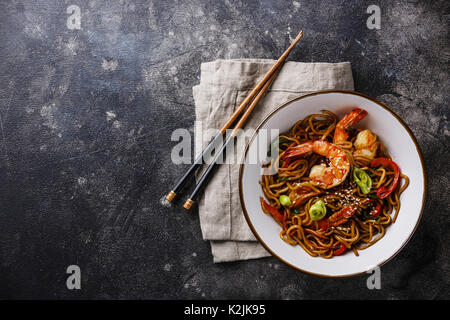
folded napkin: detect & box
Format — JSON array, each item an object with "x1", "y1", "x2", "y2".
[{"x1": 193, "y1": 59, "x2": 354, "y2": 262}]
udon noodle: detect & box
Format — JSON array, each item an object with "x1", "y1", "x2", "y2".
[{"x1": 259, "y1": 109, "x2": 409, "y2": 258}]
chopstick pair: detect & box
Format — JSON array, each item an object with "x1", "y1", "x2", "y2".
[{"x1": 166, "y1": 30, "x2": 304, "y2": 210}]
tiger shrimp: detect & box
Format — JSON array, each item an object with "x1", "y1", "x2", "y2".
[
  {"x1": 282, "y1": 140, "x2": 351, "y2": 189},
  {"x1": 333, "y1": 108, "x2": 368, "y2": 144},
  {"x1": 334, "y1": 108, "x2": 379, "y2": 159}
]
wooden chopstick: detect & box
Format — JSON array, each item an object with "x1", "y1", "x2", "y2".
[
  {"x1": 165, "y1": 30, "x2": 303, "y2": 203},
  {"x1": 217, "y1": 30, "x2": 303, "y2": 135},
  {"x1": 182, "y1": 67, "x2": 281, "y2": 210}
]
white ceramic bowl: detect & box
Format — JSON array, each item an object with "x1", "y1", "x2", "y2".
[{"x1": 239, "y1": 90, "x2": 426, "y2": 278}]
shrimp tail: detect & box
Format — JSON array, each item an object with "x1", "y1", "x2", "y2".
[
  {"x1": 333, "y1": 108, "x2": 368, "y2": 143},
  {"x1": 282, "y1": 141, "x2": 313, "y2": 162}
]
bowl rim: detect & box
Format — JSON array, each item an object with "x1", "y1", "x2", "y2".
[{"x1": 238, "y1": 89, "x2": 427, "y2": 278}]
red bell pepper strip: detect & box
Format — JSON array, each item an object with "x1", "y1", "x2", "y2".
[
  {"x1": 261, "y1": 198, "x2": 285, "y2": 224},
  {"x1": 333, "y1": 243, "x2": 346, "y2": 256},
  {"x1": 318, "y1": 219, "x2": 329, "y2": 233},
  {"x1": 364, "y1": 199, "x2": 382, "y2": 217},
  {"x1": 370, "y1": 158, "x2": 401, "y2": 199},
  {"x1": 371, "y1": 202, "x2": 382, "y2": 217}
]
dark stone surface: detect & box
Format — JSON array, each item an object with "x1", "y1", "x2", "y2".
[{"x1": 0, "y1": 0, "x2": 448, "y2": 299}]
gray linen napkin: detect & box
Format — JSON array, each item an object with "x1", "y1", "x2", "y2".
[{"x1": 193, "y1": 59, "x2": 354, "y2": 262}]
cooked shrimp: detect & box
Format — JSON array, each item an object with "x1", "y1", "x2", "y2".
[
  {"x1": 328, "y1": 206, "x2": 358, "y2": 227},
  {"x1": 353, "y1": 129, "x2": 379, "y2": 159},
  {"x1": 333, "y1": 108, "x2": 368, "y2": 144},
  {"x1": 282, "y1": 140, "x2": 350, "y2": 189},
  {"x1": 288, "y1": 186, "x2": 321, "y2": 208}
]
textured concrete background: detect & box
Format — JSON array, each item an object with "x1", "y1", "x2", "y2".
[{"x1": 0, "y1": 0, "x2": 448, "y2": 299}]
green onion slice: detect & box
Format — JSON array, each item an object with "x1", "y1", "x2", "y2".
[
  {"x1": 353, "y1": 167, "x2": 372, "y2": 194},
  {"x1": 309, "y1": 200, "x2": 327, "y2": 221},
  {"x1": 279, "y1": 195, "x2": 292, "y2": 207}
]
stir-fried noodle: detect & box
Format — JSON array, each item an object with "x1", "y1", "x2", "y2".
[{"x1": 260, "y1": 109, "x2": 409, "y2": 258}]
